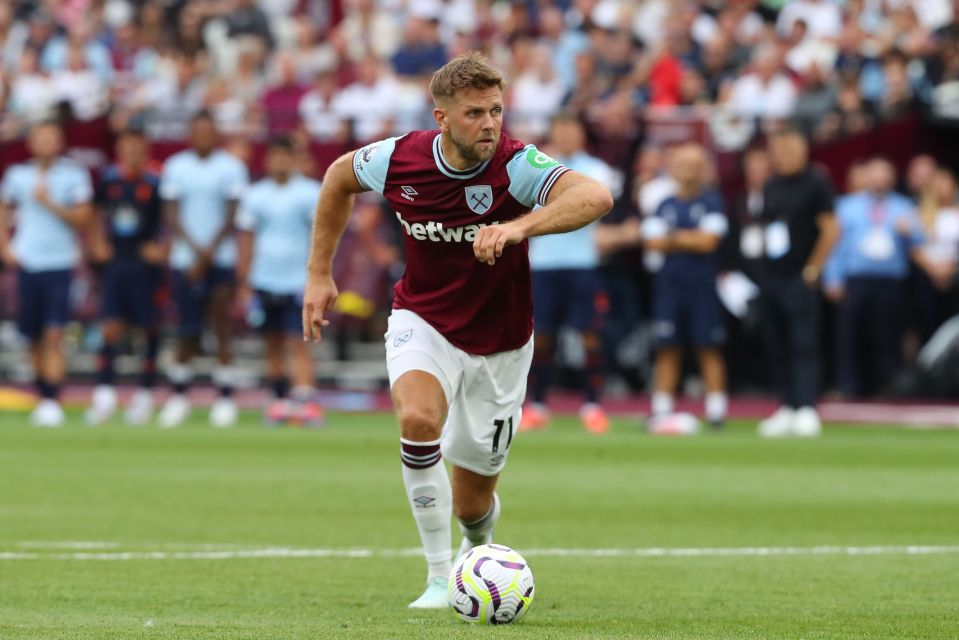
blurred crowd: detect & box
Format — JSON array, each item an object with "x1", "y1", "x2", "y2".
[
  {"x1": 1, "y1": 0, "x2": 959, "y2": 148},
  {"x1": 1, "y1": 0, "x2": 959, "y2": 408}
]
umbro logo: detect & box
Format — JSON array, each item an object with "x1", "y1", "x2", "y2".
[
  {"x1": 413, "y1": 495, "x2": 435, "y2": 508},
  {"x1": 400, "y1": 185, "x2": 418, "y2": 201},
  {"x1": 394, "y1": 329, "x2": 413, "y2": 347}
]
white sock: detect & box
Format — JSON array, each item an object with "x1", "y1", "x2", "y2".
[
  {"x1": 705, "y1": 392, "x2": 728, "y2": 423},
  {"x1": 167, "y1": 363, "x2": 193, "y2": 386},
  {"x1": 652, "y1": 392, "x2": 674, "y2": 416},
  {"x1": 459, "y1": 493, "x2": 500, "y2": 549},
  {"x1": 400, "y1": 437, "x2": 452, "y2": 581}
]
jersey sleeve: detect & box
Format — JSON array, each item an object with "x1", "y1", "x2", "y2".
[
  {"x1": 65, "y1": 166, "x2": 94, "y2": 205},
  {"x1": 699, "y1": 192, "x2": 729, "y2": 237},
  {"x1": 234, "y1": 188, "x2": 258, "y2": 232},
  {"x1": 159, "y1": 157, "x2": 181, "y2": 201},
  {"x1": 813, "y1": 172, "x2": 835, "y2": 216},
  {"x1": 506, "y1": 145, "x2": 570, "y2": 209},
  {"x1": 352, "y1": 138, "x2": 398, "y2": 194},
  {"x1": 0, "y1": 167, "x2": 19, "y2": 205},
  {"x1": 225, "y1": 156, "x2": 249, "y2": 200}
]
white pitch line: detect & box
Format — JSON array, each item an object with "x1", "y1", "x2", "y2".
[{"x1": 2, "y1": 545, "x2": 959, "y2": 561}]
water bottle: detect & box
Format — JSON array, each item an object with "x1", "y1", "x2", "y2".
[{"x1": 245, "y1": 292, "x2": 265, "y2": 328}]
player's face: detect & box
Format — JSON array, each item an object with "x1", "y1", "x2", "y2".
[
  {"x1": 441, "y1": 86, "x2": 503, "y2": 164},
  {"x1": 190, "y1": 119, "x2": 218, "y2": 155},
  {"x1": 117, "y1": 134, "x2": 147, "y2": 169},
  {"x1": 266, "y1": 147, "x2": 295, "y2": 179},
  {"x1": 672, "y1": 144, "x2": 705, "y2": 187},
  {"x1": 28, "y1": 124, "x2": 63, "y2": 162},
  {"x1": 769, "y1": 133, "x2": 807, "y2": 175}
]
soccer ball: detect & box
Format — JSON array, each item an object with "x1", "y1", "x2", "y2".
[{"x1": 447, "y1": 543, "x2": 534, "y2": 624}]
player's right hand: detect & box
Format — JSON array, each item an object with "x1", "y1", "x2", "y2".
[
  {"x1": 303, "y1": 273, "x2": 338, "y2": 343},
  {"x1": 0, "y1": 246, "x2": 17, "y2": 269}
]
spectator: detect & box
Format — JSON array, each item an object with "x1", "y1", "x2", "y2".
[
  {"x1": 223, "y1": 0, "x2": 275, "y2": 51},
  {"x1": 260, "y1": 51, "x2": 309, "y2": 136},
  {"x1": 335, "y1": 0, "x2": 400, "y2": 63},
  {"x1": 126, "y1": 52, "x2": 208, "y2": 140},
  {"x1": 205, "y1": 77, "x2": 253, "y2": 138},
  {"x1": 299, "y1": 68, "x2": 348, "y2": 143},
  {"x1": 727, "y1": 43, "x2": 799, "y2": 122},
  {"x1": 5, "y1": 46, "x2": 58, "y2": 137},
  {"x1": 508, "y1": 42, "x2": 566, "y2": 142},
  {"x1": 792, "y1": 63, "x2": 838, "y2": 138},
  {"x1": 823, "y1": 158, "x2": 938, "y2": 397},
  {"x1": 723, "y1": 146, "x2": 772, "y2": 277},
  {"x1": 288, "y1": 16, "x2": 337, "y2": 87},
  {"x1": 641, "y1": 143, "x2": 729, "y2": 429},
  {"x1": 756, "y1": 127, "x2": 838, "y2": 437},
  {"x1": 52, "y1": 43, "x2": 110, "y2": 122},
  {"x1": 917, "y1": 167, "x2": 959, "y2": 331},
  {"x1": 776, "y1": 0, "x2": 843, "y2": 42},
  {"x1": 41, "y1": 18, "x2": 114, "y2": 82},
  {"x1": 332, "y1": 55, "x2": 399, "y2": 143},
  {"x1": 391, "y1": 11, "x2": 447, "y2": 79}
]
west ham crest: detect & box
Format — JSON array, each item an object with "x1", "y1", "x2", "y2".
[{"x1": 465, "y1": 185, "x2": 493, "y2": 215}]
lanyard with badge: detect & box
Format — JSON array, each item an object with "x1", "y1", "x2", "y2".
[{"x1": 859, "y1": 198, "x2": 896, "y2": 261}]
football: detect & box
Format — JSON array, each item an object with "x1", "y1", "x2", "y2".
[{"x1": 447, "y1": 544, "x2": 535, "y2": 624}]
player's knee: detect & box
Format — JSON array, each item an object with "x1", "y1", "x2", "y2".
[{"x1": 397, "y1": 405, "x2": 443, "y2": 442}]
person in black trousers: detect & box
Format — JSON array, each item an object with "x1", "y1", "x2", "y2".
[{"x1": 756, "y1": 128, "x2": 838, "y2": 437}]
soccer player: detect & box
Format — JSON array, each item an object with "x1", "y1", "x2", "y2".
[
  {"x1": 521, "y1": 114, "x2": 617, "y2": 435},
  {"x1": 235, "y1": 137, "x2": 324, "y2": 425},
  {"x1": 85, "y1": 128, "x2": 164, "y2": 425},
  {"x1": 0, "y1": 121, "x2": 94, "y2": 426},
  {"x1": 303, "y1": 53, "x2": 613, "y2": 608},
  {"x1": 158, "y1": 111, "x2": 249, "y2": 428},
  {"x1": 643, "y1": 143, "x2": 729, "y2": 429}
]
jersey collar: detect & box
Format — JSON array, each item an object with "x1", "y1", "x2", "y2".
[{"x1": 432, "y1": 134, "x2": 491, "y2": 180}]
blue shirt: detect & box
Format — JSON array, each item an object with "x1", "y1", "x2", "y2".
[
  {"x1": 235, "y1": 175, "x2": 321, "y2": 294},
  {"x1": 97, "y1": 165, "x2": 162, "y2": 263},
  {"x1": 823, "y1": 191, "x2": 923, "y2": 286},
  {"x1": 646, "y1": 189, "x2": 728, "y2": 285},
  {"x1": 0, "y1": 159, "x2": 93, "y2": 272},
  {"x1": 528, "y1": 151, "x2": 615, "y2": 271},
  {"x1": 41, "y1": 37, "x2": 114, "y2": 81},
  {"x1": 160, "y1": 150, "x2": 249, "y2": 270}
]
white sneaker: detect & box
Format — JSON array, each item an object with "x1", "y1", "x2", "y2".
[
  {"x1": 124, "y1": 388, "x2": 154, "y2": 426},
  {"x1": 408, "y1": 576, "x2": 449, "y2": 609},
  {"x1": 85, "y1": 385, "x2": 117, "y2": 426},
  {"x1": 158, "y1": 394, "x2": 191, "y2": 428},
  {"x1": 758, "y1": 406, "x2": 796, "y2": 438},
  {"x1": 209, "y1": 397, "x2": 238, "y2": 428},
  {"x1": 31, "y1": 399, "x2": 65, "y2": 428},
  {"x1": 792, "y1": 406, "x2": 822, "y2": 437}
]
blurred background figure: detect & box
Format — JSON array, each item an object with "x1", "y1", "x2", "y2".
[
  {"x1": 641, "y1": 143, "x2": 729, "y2": 430},
  {"x1": 0, "y1": 121, "x2": 93, "y2": 426},
  {"x1": 85, "y1": 128, "x2": 164, "y2": 426},
  {"x1": 521, "y1": 114, "x2": 617, "y2": 435},
  {"x1": 824, "y1": 158, "x2": 941, "y2": 398},
  {"x1": 236, "y1": 136, "x2": 324, "y2": 427},
  {"x1": 757, "y1": 128, "x2": 837, "y2": 437},
  {"x1": 158, "y1": 111, "x2": 248, "y2": 428}
]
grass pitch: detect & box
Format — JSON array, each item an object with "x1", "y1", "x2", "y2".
[{"x1": 1, "y1": 409, "x2": 958, "y2": 639}]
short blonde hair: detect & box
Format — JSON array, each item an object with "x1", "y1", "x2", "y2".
[{"x1": 429, "y1": 52, "x2": 504, "y2": 104}]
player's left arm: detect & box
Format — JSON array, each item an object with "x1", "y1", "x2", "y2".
[
  {"x1": 802, "y1": 175, "x2": 838, "y2": 286},
  {"x1": 205, "y1": 161, "x2": 249, "y2": 258},
  {"x1": 473, "y1": 171, "x2": 613, "y2": 266},
  {"x1": 671, "y1": 201, "x2": 728, "y2": 254},
  {"x1": 34, "y1": 170, "x2": 94, "y2": 230}
]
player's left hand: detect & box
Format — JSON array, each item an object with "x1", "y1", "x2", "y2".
[{"x1": 473, "y1": 221, "x2": 526, "y2": 266}]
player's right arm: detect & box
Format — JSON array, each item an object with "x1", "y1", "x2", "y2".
[
  {"x1": 160, "y1": 158, "x2": 206, "y2": 273},
  {"x1": 0, "y1": 168, "x2": 18, "y2": 268},
  {"x1": 302, "y1": 149, "x2": 373, "y2": 343}
]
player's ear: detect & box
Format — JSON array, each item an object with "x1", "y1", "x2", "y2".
[{"x1": 433, "y1": 106, "x2": 448, "y2": 134}]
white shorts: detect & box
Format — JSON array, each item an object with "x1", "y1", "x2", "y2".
[{"x1": 385, "y1": 309, "x2": 533, "y2": 476}]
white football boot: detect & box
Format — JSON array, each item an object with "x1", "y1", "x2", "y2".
[
  {"x1": 31, "y1": 399, "x2": 65, "y2": 427},
  {"x1": 792, "y1": 406, "x2": 822, "y2": 437},
  {"x1": 758, "y1": 406, "x2": 796, "y2": 438},
  {"x1": 124, "y1": 388, "x2": 154, "y2": 426},
  {"x1": 158, "y1": 394, "x2": 191, "y2": 428},
  {"x1": 408, "y1": 577, "x2": 449, "y2": 609},
  {"x1": 85, "y1": 385, "x2": 117, "y2": 426},
  {"x1": 209, "y1": 397, "x2": 238, "y2": 428}
]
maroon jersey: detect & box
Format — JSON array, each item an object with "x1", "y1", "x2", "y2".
[{"x1": 352, "y1": 130, "x2": 569, "y2": 355}]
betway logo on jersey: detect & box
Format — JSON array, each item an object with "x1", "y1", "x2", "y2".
[{"x1": 395, "y1": 212, "x2": 499, "y2": 242}]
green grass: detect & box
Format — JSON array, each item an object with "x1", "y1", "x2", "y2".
[{"x1": 1, "y1": 411, "x2": 958, "y2": 639}]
